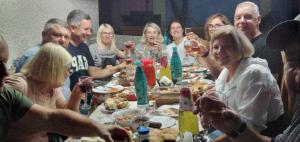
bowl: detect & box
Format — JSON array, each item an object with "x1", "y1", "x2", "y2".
[{"x1": 112, "y1": 108, "x2": 143, "y2": 127}]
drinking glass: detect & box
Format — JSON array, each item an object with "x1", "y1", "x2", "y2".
[
  {"x1": 185, "y1": 27, "x2": 193, "y2": 35},
  {"x1": 79, "y1": 76, "x2": 92, "y2": 116}
]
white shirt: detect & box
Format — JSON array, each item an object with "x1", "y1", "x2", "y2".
[
  {"x1": 215, "y1": 57, "x2": 284, "y2": 131},
  {"x1": 166, "y1": 37, "x2": 196, "y2": 66}
]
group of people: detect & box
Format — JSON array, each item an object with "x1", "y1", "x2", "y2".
[{"x1": 0, "y1": 0, "x2": 299, "y2": 142}]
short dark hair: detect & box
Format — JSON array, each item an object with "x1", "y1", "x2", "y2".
[{"x1": 167, "y1": 19, "x2": 185, "y2": 42}]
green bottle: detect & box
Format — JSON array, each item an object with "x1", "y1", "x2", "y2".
[
  {"x1": 170, "y1": 47, "x2": 182, "y2": 84},
  {"x1": 134, "y1": 61, "x2": 148, "y2": 108}
]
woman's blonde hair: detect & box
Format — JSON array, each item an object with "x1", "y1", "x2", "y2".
[
  {"x1": 140, "y1": 22, "x2": 164, "y2": 44},
  {"x1": 21, "y1": 42, "x2": 72, "y2": 86},
  {"x1": 210, "y1": 25, "x2": 254, "y2": 60},
  {"x1": 96, "y1": 23, "x2": 116, "y2": 49}
]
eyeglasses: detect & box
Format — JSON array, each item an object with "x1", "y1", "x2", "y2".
[
  {"x1": 102, "y1": 32, "x2": 113, "y2": 36},
  {"x1": 208, "y1": 24, "x2": 225, "y2": 30}
]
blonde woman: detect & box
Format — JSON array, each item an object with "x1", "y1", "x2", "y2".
[
  {"x1": 5, "y1": 43, "x2": 92, "y2": 142},
  {"x1": 134, "y1": 22, "x2": 165, "y2": 62},
  {"x1": 89, "y1": 23, "x2": 126, "y2": 69},
  {"x1": 199, "y1": 25, "x2": 284, "y2": 140}
]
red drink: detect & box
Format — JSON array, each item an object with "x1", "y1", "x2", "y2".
[
  {"x1": 125, "y1": 58, "x2": 132, "y2": 65},
  {"x1": 141, "y1": 59, "x2": 156, "y2": 87},
  {"x1": 125, "y1": 44, "x2": 133, "y2": 50},
  {"x1": 192, "y1": 46, "x2": 201, "y2": 52}
]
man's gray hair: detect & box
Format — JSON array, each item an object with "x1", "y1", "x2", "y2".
[
  {"x1": 236, "y1": 1, "x2": 260, "y2": 16},
  {"x1": 67, "y1": 9, "x2": 91, "y2": 27},
  {"x1": 43, "y1": 18, "x2": 68, "y2": 32}
]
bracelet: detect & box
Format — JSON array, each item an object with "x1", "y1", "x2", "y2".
[
  {"x1": 201, "y1": 51, "x2": 209, "y2": 58},
  {"x1": 226, "y1": 121, "x2": 247, "y2": 138}
]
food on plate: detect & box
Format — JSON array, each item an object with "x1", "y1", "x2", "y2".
[
  {"x1": 80, "y1": 137, "x2": 105, "y2": 142},
  {"x1": 162, "y1": 108, "x2": 178, "y2": 116},
  {"x1": 127, "y1": 94, "x2": 137, "y2": 101},
  {"x1": 149, "y1": 128, "x2": 178, "y2": 142},
  {"x1": 162, "y1": 128, "x2": 179, "y2": 141},
  {"x1": 148, "y1": 121, "x2": 162, "y2": 129},
  {"x1": 104, "y1": 97, "x2": 128, "y2": 110},
  {"x1": 131, "y1": 115, "x2": 150, "y2": 131},
  {"x1": 115, "y1": 114, "x2": 135, "y2": 122}
]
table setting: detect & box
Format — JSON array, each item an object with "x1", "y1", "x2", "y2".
[{"x1": 66, "y1": 63, "x2": 215, "y2": 142}]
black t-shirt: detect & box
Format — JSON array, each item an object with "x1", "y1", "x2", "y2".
[
  {"x1": 67, "y1": 43, "x2": 95, "y2": 90},
  {"x1": 0, "y1": 85, "x2": 32, "y2": 139},
  {"x1": 252, "y1": 34, "x2": 283, "y2": 84}
]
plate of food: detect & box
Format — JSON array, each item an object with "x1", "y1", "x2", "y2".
[
  {"x1": 93, "y1": 84, "x2": 124, "y2": 94},
  {"x1": 100, "y1": 97, "x2": 129, "y2": 113},
  {"x1": 112, "y1": 108, "x2": 143, "y2": 127},
  {"x1": 157, "y1": 105, "x2": 179, "y2": 117},
  {"x1": 149, "y1": 116, "x2": 176, "y2": 128}
]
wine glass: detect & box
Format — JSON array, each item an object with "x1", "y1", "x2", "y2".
[
  {"x1": 185, "y1": 27, "x2": 193, "y2": 35},
  {"x1": 79, "y1": 76, "x2": 92, "y2": 116}
]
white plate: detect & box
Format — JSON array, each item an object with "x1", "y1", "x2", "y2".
[
  {"x1": 92, "y1": 84, "x2": 124, "y2": 94},
  {"x1": 92, "y1": 114, "x2": 114, "y2": 124},
  {"x1": 149, "y1": 116, "x2": 176, "y2": 128},
  {"x1": 157, "y1": 105, "x2": 179, "y2": 117},
  {"x1": 113, "y1": 72, "x2": 120, "y2": 78}
]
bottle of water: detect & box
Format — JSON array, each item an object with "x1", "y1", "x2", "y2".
[
  {"x1": 134, "y1": 61, "x2": 148, "y2": 109},
  {"x1": 170, "y1": 47, "x2": 182, "y2": 84}
]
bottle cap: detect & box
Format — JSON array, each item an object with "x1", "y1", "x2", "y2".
[
  {"x1": 172, "y1": 46, "x2": 177, "y2": 51},
  {"x1": 135, "y1": 61, "x2": 142, "y2": 66},
  {"x1": 137, "y1": 126, "x2": 149, "y2": 134}
]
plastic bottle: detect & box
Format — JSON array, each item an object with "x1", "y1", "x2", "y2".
[
  {"x1": 137, "y1": 126, "x2": 149, "y2": 142},
  {"x1": 159, "y1": 51, "x2": 172, "y2": 81},
  {"x1": 170, "y1": 47, "x2": 182, "y2": 84},
  {"x1": 134, "y1": 61, "x2": 149, "y2": 108},
  {"x1": 163, "y1": 29, "x2": 170, "y2": 45},
  {"x1": 178, "y1": 81, "x2": 199, "y2": 135},
  {"x1": 141, "y1": 59, "x2": 156, "y2": 87}
]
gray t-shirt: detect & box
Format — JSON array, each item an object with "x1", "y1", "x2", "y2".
[{"x1": 275, "y1": 108, "x2": 300, "y2": 142}]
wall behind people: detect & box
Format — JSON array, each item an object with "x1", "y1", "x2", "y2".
[{"x1": 0, "y1": 0, "x2": 99, "y2": 66}]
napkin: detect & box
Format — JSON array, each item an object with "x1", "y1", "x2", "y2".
[{"x1": 159, "y1": 76, "x2": 173, "y2": 86}]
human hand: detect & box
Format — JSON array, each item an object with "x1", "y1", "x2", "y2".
[
  {"x1": 118, "y1": 62, "x2": 127, "y2": 70},
  {"x1": 193, "y1": 94, "x2": 243, "y2": 133},
  {"x1": 72, "y1": 77, "x2": 93, "y2": 95},
  {"x1": 98, "y1": 125, "x2": 130, "y2": 142},
  {"x1": 186, "y1": 39, "x2": 208, "y2": 57},
  {"x1": 186, "y1": 32, "x2": 199, "y2": 40},
  {"x1": 124, "y1": 41, "x2": 135, "y2": 51}
]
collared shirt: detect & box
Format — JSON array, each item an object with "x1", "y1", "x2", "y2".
[
  {"x1": 166, "y1": 37, "x2": 196, "y2": 66},
  {"x1": 215, "y1": 57, "x2": 284, "y2": 131}
]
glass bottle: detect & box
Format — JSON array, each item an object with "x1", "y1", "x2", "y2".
[
  {"x1": 159, "y1": 50, "x2": 172, "y2": 81},
  {"x1": 170, "y1": 47, "x2": 182, "y2": 85},
  {"x1": 134, "y1": 61, "x2": 149, "y2": 109},
  {"x1": 178, "y1": 81, "x2": 199, "y2": 136}
]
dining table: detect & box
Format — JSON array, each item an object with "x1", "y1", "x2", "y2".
[{"x1": 65, "y1": 64, "x2": 213, "y2": 142}]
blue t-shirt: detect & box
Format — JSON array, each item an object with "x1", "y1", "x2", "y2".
[{"x1": 67, "y1": 43, "x2": 95, "y2": 90}]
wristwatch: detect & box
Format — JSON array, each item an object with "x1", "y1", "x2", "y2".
[{"x1": 226, "y1": 121, "x2": 247, "y2": 138}]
